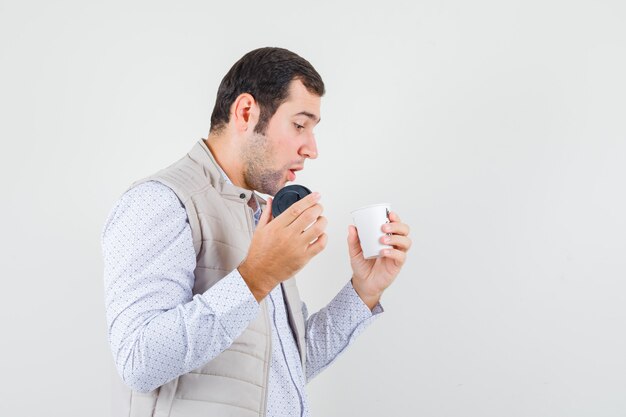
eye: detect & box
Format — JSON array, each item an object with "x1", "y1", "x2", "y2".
[{"x1": 294, "y1": 123, "x2": 305, "y2": 131}]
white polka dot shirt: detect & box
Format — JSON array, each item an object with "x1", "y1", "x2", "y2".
[{"x1": 102, "y1": 180, "x2": 382, "y2": 416}]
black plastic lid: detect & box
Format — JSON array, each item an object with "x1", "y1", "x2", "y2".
[{"x1": 272, "y1": 184, "x2": 312, "y2": 218}]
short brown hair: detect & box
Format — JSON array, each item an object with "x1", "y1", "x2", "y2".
[{"x1": 209, "y1": 47, "x2": 325, "y2": 134}]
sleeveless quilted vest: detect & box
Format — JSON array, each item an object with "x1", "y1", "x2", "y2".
[{"x1": 111, "y1": 140, "x2": 307, "y2": 417}]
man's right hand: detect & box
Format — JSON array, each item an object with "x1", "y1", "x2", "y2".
[{"x1": 238, "y1": 192, "x2": 327, "y2": 302}]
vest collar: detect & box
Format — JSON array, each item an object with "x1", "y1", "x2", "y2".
[{"x1": 189, "y1": 139, "x2": 266, "y2": 208}]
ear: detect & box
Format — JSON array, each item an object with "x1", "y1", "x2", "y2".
[{"x1": 230, "y1": 93, "x2": 260, "y2": 133}]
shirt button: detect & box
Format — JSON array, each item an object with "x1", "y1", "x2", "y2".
[{"x1": 239, "y1": 193, "x2": 246, "y2": 199}]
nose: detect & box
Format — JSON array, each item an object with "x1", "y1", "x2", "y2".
[{"x1": 300, "y1": 133, "x2": 318, "y2": 160}]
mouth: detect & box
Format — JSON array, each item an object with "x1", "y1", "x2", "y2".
[{"x1": 287, "y1": 166, "x2": 303, "y2": 182}]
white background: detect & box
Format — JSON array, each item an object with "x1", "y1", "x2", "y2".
[{"x1": 1, "y1": 0, "x2": 625, "y2": 416}]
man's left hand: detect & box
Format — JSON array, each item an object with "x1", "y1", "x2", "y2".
[{"x1": 348, "y1": 211, "x2": 412, "y2": 310}]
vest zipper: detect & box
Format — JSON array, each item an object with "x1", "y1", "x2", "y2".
[{"x1": 244, "y1": 201, "x2": 272, "y2": 416}]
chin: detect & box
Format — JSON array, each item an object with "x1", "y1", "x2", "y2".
[
  {"x1": 274, "y1": 180, "x2": 289, "y2": 195},
  {"x1": 260, "y1": 183, "x2": 283, "y2": 197},
  {"x1": 272, "y1": 182, "x2": 287, "y2": 196},
  {"x1": 251, "y1": 171, "x2": 287, "y2": 196}
]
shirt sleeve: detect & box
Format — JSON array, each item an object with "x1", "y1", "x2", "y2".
[
  {"x1": 102, "y1": 181, "x2": 259, "y2": 393},
  {"x1": 304, "y1": 280, "x2": 384, "y2": 382}
]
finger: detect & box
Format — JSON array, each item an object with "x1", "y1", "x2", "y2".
[
  {"x1": 257, "y1": 197, "x2": 273, "y2": 227},
  {"x1": 382, "y1": 221, "x2": 410, "y2": 237},
  {"x1": 301, "y1": 215, "x2": 328, "y2": 244},
  {"x1": 290, "y1": 203, "x2": 324, "y2": 233},
  {"x1": 380, "y1": 248, "x2": 406, "y2": 265},
  {"x1": 347, "y1": 225, "x2": 363, "y2": 259},
  {"x1": 306, "y1": 232, "x2": 328, "y2": 256},
  {"x1": 274, "y1": 192, "x2": 321, "y2": 227},
  {"x1": 380, "y1": 234, "x2": 412, "y2": 251},
  {"x1": 388, "y1": 210, "x2": 402, "y2": 223}
]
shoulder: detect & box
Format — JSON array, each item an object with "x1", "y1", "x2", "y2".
[
  {"x1": 102, "y1": 181, "x2": 187, "y2": 238},
  {"x1": 123, "y1": 180, "x2": 182, "y2": 207},
  {"x1": 117, "y1": 181, "x2": 184, "y2": 219}
]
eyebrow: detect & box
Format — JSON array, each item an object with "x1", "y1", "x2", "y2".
[{"x1": 294, "y1": 111, "x2": 321, "y2": 124}]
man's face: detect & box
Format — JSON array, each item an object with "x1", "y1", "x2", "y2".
[{"x1": 242, "y1": 79, "x2": 321, "y2": 196}]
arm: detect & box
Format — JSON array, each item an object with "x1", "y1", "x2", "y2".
[
  {"x1": 305, "y1": 210, "x2": 412, "y2": 381},
  {"x1": 304, "y1": 280, "x2": 383, "y2": 382},
  {"x1": 102, "y1": 181, "x2": 259, "y2": 393}
]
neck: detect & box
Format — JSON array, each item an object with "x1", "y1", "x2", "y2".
[{"x1": 204, "y1": 133, "x2": 248, "y2": 189}]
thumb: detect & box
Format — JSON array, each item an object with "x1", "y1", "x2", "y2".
[
  {"x1": 257, "y1": 197, "x2": 273, "y2": 227},
  {"x1": 347, "y1": 225, "x2": 363, "y2": 258}
]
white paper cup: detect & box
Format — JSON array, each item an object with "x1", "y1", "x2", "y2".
[{"x1": 351, "y1": 203, "x2": 392, "y2": 259}]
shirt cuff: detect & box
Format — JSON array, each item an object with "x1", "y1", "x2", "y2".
[{"x1": 198, "y1": 269, "x2": 260, "y2": 340}]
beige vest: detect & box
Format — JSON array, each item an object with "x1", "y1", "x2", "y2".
[{"x1": 112, "y1": 140, "x2": 306, "y2": 417}]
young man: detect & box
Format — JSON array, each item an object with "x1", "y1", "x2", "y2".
[{"x1": 102, "y1": 47, "x2": 411, "y2": 417}]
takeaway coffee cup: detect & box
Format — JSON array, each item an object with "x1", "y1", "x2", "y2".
[{"x1": 351, "y1": 203, "x2": 392, "y2": 259}]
